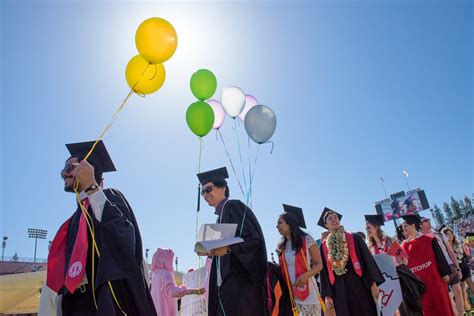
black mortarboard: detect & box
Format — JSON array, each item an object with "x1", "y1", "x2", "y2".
[
  {"x1": 401, "y1": 214, "x2": 421, "y2": 226},
  {"x1": 364, "y1": 214, "x2": 385, "y2": 226},
  {"x1": 317, "y1": 207, "x2": 343, "y2": 228},
  {"x1": 197, "y1": 167, "x2": 229, "y2": 185},
  {"x1": 65, "y1": 140, "x2": 116, "y2": 173},
  {"x1": 437, "y1": 224, "x2": 447, "y2": 233},
  {"x1": 282, "y1": 204, "x2": 306, "y2": 229},
  {"x1": 465, "y1": 232, "x2": 474, "y2": 238}
]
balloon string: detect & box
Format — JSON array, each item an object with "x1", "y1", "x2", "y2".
[
  {"x1": 149, "y1": 64, "x2": 158, "y2": 80},
  {"x1": 233, "y1": 119, "x2": 248, "y2": 194},
  {"x1": 196, "y1": 137, "x2": 203, "y2": 270},
  {"x1": 82, "y1": 63, "x2": 151, "y2": 162},
  {"x1": 217, "y1": 130, "x2": 245, "y2": 198},
  {"x1": 262, "y1": 140, "x2": 274, "y2": 154},
  {"x1": 240, "y1": 145, "x2": 260, "y2": 236},
  {"x1": 247, "y1": 136, "x2": 252, "y2": 202},
  {"x1": 248, "y1": 144, "x2": 260, "y2": 210}
]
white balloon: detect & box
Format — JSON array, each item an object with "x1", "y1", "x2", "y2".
[
  {"x1": 207, "y1": 99, "x2": 225, "y2": 129},
  {"x1": 220, "y1": 86, "x2": 246, "y2": 118},
  {"x1": 239, "y1": 95, "x2": 258, "y2": 121}
]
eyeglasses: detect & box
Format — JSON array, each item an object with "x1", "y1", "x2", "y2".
[
  {"x1": 201, "y1": 186, "x2": 216, "y2": 196},
  {"x1": 60, "y1": 162, "x2": 77, "y2": 179}
]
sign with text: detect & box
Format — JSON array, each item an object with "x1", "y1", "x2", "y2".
[
  {"x1": 373, "y1": 253, "x2": 403, "y2": 316},
  {"x1": 181, "y1": 264, "x2": 210, "y2": 316}
]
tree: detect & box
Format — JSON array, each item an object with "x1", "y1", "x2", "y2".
[
  {"x1": 443, "y1": 202, "x2": 454, "y2": 225},
  {"x1": 450, "y1": 196, "x2": 463, "y2": 221},
  {"x1": 463, "y1": 195, "x2": 473, "y2": 216},
  {"x1": 459, "y1": 200, "x2": 467, "y2": 217},
  {"x1": 12, "y1": 253, "x2": 19, "y2": 262},
  {"x1": 431, "y1": 204, "x2": 445, "y2": 226}
]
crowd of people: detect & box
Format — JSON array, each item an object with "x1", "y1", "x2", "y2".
[{"x1": 39, "y1": 140, "x2": 473, "y2": 316}]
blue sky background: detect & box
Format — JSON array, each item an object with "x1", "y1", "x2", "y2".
[{"x1": 1, "y1": 0, "x2": 472, "y2": 270}]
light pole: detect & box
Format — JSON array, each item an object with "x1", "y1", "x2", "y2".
[
  {"x1": 2, "y1": 236, "x2": 8, "y2": 261},
  {"x1": 28, "y1": 228, "x2": 47, "y2": 263},
  {"x1": 175, "y1": 256, "x2": 178, "y2": 272},
  {"x1": 380, "y1": 177, "x2": 388, "y2": 197},
  {"x1": 402, "y1": 170, "x2": 410, "y2": 191},
  {"x1": 145, "y1": 248, "x2": 149, "y2": 263}
]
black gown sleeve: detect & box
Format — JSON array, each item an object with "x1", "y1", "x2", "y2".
[
  {"x1": 319, "y1": 243, "x2": 334, "y2": 298},
  {"x1": 221, "y1": 200, "x2": 267, "y2": 284},
  {"x1": 353, "y1": 233, "x2": 385, "y2": 287},
  {"x1": 95, "y1": 189, "x2": 139, "y2": 287},
  {"x1": 432, "y1": 238, "x2": 451, "y2": 277}
]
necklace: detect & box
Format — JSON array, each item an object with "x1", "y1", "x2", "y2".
[{"x1": 327, "y1": 226, "x2": 349, "y2": 275}]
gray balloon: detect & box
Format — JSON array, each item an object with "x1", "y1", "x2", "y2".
[{"x1": 244, "y1": 104, "x2": 277, "y2": 144}]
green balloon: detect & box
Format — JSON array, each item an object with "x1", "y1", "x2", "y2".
[
  {"x1": 186, "y1": 101, "x2": 215, "y2": 137},
  {"x1": 190, "y1": 69, "x2": 217, "y2": 101}
]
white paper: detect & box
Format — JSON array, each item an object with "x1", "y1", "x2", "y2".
[
  {"x1": 194, "y1": 237, "x2": 243, "y2": 253},
  {"x1": 194, "y1": 224, "x2": 244, "y2": 254}
]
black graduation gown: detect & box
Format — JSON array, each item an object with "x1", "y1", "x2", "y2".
[
  {"x1": 319, "y1": 232, "x2": 385, "y2": 316},
  {"x1": 396, "y1": 264, "x2": 425, "y2": 316},
  {"x1": 208, "y1": 199, "x2": 269, "y2": 316},
  {"x1": 267, "y1": 262, "x2": 293, "y2": 316},
  {"x1": 61, "y1": 188, "x2": 156, "y2": 316}
]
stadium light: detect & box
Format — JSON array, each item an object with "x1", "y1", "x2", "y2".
[
  {"x1": 2, "y1": 236, "x2": 7, "y2": 261},
  {"x1": 28, "y1": 228, "x2": 47, "y2": 263}
]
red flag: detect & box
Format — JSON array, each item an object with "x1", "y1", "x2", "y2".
[{"x1": 387, "y1": 240, "x2": 408, "y2": 258}]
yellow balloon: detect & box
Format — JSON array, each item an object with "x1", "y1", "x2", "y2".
[
  {"x1": 125, "y1": 55, "x2": 166, "y2": 95},
  {"x1": 135, "y1": 17, "x2": 178, "y2": 64}
]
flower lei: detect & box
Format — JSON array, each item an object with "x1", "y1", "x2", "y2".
[{"x1": 327, "y1": 226, "x2": 349, "y2": 275}]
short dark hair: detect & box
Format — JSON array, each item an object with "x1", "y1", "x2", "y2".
[{"x1": 213, "y1": 180, "x2": 229, "y2": 198}]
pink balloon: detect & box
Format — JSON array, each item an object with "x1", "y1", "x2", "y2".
[
  {"x1": 239, "y1": 95, "x2": 258, "y2": 121},
  {"x1": 207, "y1": 99, "x2": 225, "y2": 129}
]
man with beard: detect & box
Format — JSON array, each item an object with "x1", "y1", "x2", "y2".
[
  {"x1": 197, "y1": 167, "x2": 268, "y2": 316},
  {"x1": 44, "y1": 140, "x2": 156, "y2": 315},
  {"x1": 318, "y1": 207, "x2": 384, "y2": 316}
]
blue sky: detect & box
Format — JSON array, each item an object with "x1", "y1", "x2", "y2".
[{"x1": 1, "y1": 0, "x2": 472, "y2": 270}]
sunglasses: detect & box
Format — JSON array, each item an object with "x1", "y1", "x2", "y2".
[
  {"x1": 201, "y1": 186, "x2": 216, "y2": 196},
  {"x1": 60, "y1": 162, "x2": 77, "y2": 179}
]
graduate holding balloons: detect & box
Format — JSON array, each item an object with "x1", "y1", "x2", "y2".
[{"x1": 43, "y1": 17, "x2": 179, "y2": 316}]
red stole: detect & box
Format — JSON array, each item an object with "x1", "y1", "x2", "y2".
[
  {"x1": 47, "y1": 199, "x2": 90, "y2": 293},
  {"x1": 279, "y1": 237, "x2": 310, "y2": 301},
  {"x1": 322, "y1": 232, "x2": 362, "y2": 285}
]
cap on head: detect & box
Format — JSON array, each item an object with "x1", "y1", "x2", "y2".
[
  {"x1": 282, "y1": 204, "x2": 306, "y2": 229},
  {"x1": 317, "y1": 207, "x2": 342, "y2": 228},
  {"x1": 364, "y1": 214, "x2": 385, "y2": 227},
  {"x1": 196, "y1": 167, "x2": 229, "y2": 186}
]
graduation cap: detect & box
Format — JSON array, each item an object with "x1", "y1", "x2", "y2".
[
  {"x1": 66, "y1": 140, "x2": 116, "y2": 173},
  {"x1": 364, "y1": 214, "x2": 385, "y2": 226},
  {"x1": 401, "y1": 214, "x2": 421, "y2": 226},
  {"x1": 317, "y1": 207, "x2": 342, "y2": 229},
  {"x1": 465, "y1": 232, "x2": 474, "y2": 238},
  {"x1": 420, "y1": 216, "x2": 430, "y2": 222},
  {"x1": 282, "y1": 204, "x2": 306, "y2": 229},
  {"x1": 437, "y1": 224, "x2": 447, "y2": 232},
  {"x1": 196, "y1": 167, "x2": 229, "y2": 185}
]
